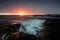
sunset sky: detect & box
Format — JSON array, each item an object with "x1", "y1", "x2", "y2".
[{"x1": 0, "y1": 0, "x2": 60, "y2": 15}]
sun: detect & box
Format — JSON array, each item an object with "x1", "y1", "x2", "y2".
[
  {"x1": 19, "y1": 12, "x2": 25, "y2": 16},
  {"x1": 17, "y1": 8, "x2": 31, "y2": 15}
]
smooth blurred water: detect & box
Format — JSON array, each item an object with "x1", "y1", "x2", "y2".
[
  {"x1": 0, "y1": 19, "x2": 45, "y2": 40},
  {"x1": 18, "y1": 19, "x2": 45, "y2": 35}
]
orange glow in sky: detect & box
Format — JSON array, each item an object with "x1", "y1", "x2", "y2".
[
  {"x1": 16, "y1": 8, "x2": 31, "y2": 15},
  {"x1": 0, "y1": 8, "x2": 47, "y2": 15},
  {"x1": 15, "y1": 8, "x2": 47, "y2": 15},
  {"x1": 19, "y1": 12, "x2": 25, "y2": 16}
]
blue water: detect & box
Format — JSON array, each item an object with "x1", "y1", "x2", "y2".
[{"x1": 18, "y1": 19, "x2": 45, "y2": 35}]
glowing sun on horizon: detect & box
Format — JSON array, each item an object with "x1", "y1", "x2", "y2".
[
  {"x1": 19, "y1": 12, "x2": 25, "y2": 16},
  {"x1": 17, "y1": 8, "x2": 31, "y2": 15}
]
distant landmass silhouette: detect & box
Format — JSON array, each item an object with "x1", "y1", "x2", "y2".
[{"x1": 0, "y1": 14, "x2": 60, "y2": 20}]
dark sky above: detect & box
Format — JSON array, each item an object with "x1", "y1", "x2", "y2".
[{"x1": 0, "y1": 0, "x2": 60, "y2": 15}]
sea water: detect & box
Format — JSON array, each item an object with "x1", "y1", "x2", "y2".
[{"x1": 18, "y1": 19, "x2": 45, "y2": 35}]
